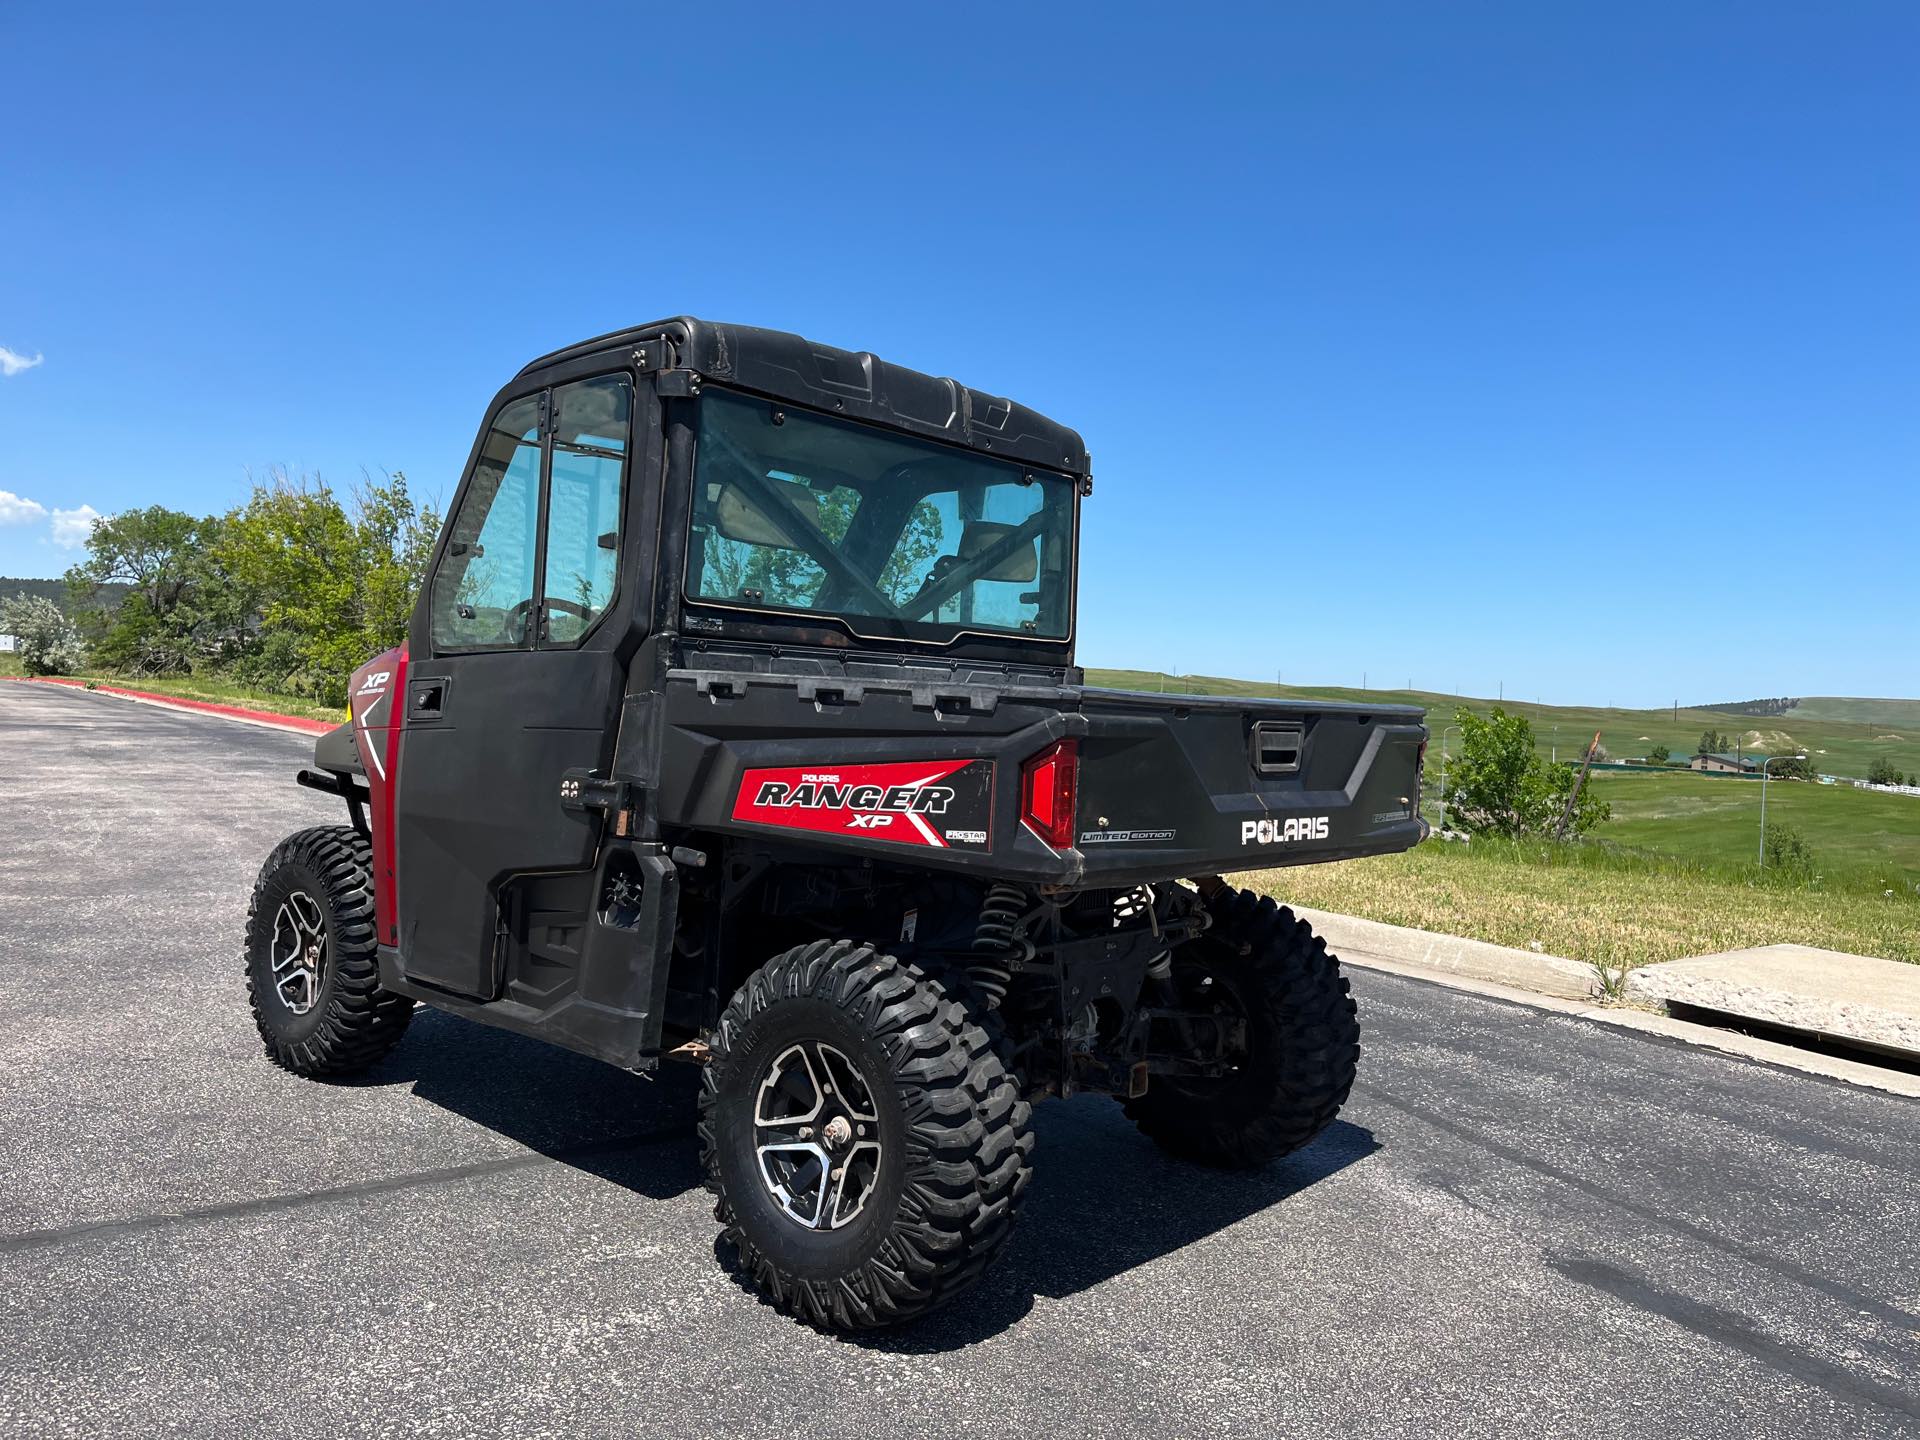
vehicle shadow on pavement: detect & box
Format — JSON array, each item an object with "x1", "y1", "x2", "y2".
[
  {"x1": 360, "y1": 1009, "x2": 1377, "y2": 1344},
  {"x1": 361, "y1": 1008, "x2": 705, "y2": 1200},
  {"x1": 838, "y1": 1108, "x2": 1378, "y2": 1351}
]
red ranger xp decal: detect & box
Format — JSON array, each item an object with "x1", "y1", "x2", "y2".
[{"x1": 732, "y1": 759, "x2": 995, "y2": 851}]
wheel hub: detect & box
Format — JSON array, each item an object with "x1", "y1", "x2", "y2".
[
  {"x1": 752, "y1": 1042, "x2": 882, "y2": 1231},
  {"x1": 270, "y1": 891, "x2": 327, "y2": 1016}
]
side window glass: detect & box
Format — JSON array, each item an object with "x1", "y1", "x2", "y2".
[
  {"x1": 430, "y1": 396, "x2": 542, "y2": 651},
  {"x1": 541, "y1": 375, "x2": 631, "y2": 645}
]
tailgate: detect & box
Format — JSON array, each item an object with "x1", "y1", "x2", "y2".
[{"x1": 1072, "y1": 688, "x2": 1427, "y2": 881}]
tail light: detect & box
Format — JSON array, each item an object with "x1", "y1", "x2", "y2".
[{"x1": 1021, "y1": 739, "x2": 1079, "y2": 850}]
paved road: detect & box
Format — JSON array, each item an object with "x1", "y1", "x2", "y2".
[{"x1": 2, "y1": 681, "x2": 1918, "y2": 1440}]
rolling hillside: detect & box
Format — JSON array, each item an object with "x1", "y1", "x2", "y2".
[{"x1": 1768, "y1": 697, "x2": 1920, "y2": 730}]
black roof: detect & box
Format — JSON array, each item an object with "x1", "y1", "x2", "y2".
[{"x1": 517, "y1": 317, "x2": 1090, "y2": 479}]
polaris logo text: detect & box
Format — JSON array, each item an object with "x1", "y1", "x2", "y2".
[{"x1": 1242, "y1": 815, "x2": 1329, "y2": 845}]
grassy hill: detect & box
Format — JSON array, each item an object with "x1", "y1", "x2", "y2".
[
  {"x1": 1082, "y1": 669, "x2": 1920, "y2": 781},
  {"x1": 1770, "y1": 696, "x2": 1920, "y2": 731}
]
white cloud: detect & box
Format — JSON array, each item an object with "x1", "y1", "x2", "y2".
[
  {"x1": 0, "y1": 347, "x2": 44, "y2": 378},
  {"x1": 0, "y1": 490, "x2": 49, "y2": 526},
  {"x1": 49, "y1": 504, "x2": 101, "y2": 548}
]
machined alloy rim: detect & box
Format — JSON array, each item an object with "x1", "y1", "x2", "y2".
[
  {"x1": 270, "y1": 890, "x2": 327, "y2": 1016},
  {"x1": 752, "y1": 1041, "x2": 883, "y2": 1231}
]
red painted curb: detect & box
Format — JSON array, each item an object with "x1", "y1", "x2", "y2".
[{"x1": 8, "y1": 676, "x2": 336, "y2": 735}]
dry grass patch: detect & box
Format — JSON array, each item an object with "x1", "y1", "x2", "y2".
[{"x1": 1239, "y1": 838, "x2": 1920, "y2": 969}]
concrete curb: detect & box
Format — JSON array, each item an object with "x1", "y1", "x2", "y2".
[
  {"x1": 1288, "y1": 904, "x2": 1603, "y2": 1002},
  {"x1": 8, "y1": 676, "x2": 334, "y2": 736},
  {"x1": 1286, "y1": 907, "x2": 1920, "y2": 1099}
]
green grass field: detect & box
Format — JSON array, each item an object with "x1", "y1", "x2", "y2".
[
  {"x1": 1587, "y1": 770, "x2": 1920, "y2": 886},
  {"x1": 1085, "y1": 668, "x2": 1920, "y2": 781}
]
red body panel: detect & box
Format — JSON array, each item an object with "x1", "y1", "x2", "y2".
[{"x1": 348, "y1": 646, "x2": 408, "y2": 945}]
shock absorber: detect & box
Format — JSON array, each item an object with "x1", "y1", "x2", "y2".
[{"x1": 969, "y1": 882, "x2": 1031, "y2": 1009}]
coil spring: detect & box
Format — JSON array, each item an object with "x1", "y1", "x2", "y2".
[{"x1": 968, "y1": 882, "x2": 1029, "y2": 1009}]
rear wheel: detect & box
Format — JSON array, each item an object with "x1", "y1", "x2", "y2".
[
  {"x1": 699, "y1": 939, "x2": 1032, "y2": 1330},
  {"x1": 244, "y1": 826, "x2": 413, "y2": 1077},
  {"x1": 1124, "y1": 887, "x2": 1358, "y2": 1167}
]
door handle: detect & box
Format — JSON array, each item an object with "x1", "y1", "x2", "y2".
[{"x1": 409, "y1": 680, "x2": 447, "y2": 719}]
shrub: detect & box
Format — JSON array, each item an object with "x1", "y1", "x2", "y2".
[
  {"x1": 1442, "y1": 707, "x2": 1611, "y2": 839},
  {"x1": 0, "y1": 593, "x2": 87, "y2": 676},
  {"x1": 1763, "y1": 822, "x2": 1815, "y2": 876}
]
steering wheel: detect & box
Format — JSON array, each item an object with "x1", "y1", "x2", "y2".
[{"x1": 503, "y1": 596, "x2": 593, "y2": 645}]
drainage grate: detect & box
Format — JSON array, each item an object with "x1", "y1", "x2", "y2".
[{"x1": 1663, "y1": 1002, "x2": 1920, "y2": 1078}]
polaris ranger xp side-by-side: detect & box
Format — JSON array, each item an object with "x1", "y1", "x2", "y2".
[{"x1": 247, "y1": 317, "x2": 1427, "y2": 1330}]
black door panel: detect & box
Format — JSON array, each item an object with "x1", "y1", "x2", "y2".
[
  {"x1": 396, "y1": 649, "x2": 623, "y2": 997},
  {"x1": 394, "y1": 370, "x2": 637, "y2": 1000}
]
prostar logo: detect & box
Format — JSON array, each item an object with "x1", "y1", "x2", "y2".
[
  {"x1": 1241, "y1": 815, "x2": 1329, "y2": 845},
  {"x1": 732, "y1": 760, "x2": 996, "y2": 851}
]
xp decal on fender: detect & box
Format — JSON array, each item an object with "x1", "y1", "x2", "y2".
[
  {"x1": 698, "y1": 940, "x2": 1032, "y2": 1329},
  {"x1": 261, "y1": 317, "x2": 1426, "y2": 1330}
]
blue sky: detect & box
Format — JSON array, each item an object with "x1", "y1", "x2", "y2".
[{"x1": 2, "y1": 3, "x2": 1914, "y2": 705}]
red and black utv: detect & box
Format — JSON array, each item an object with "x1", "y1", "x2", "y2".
[{"x1": 247, "y1": 317, "x2": 1427, "y2": 1330}]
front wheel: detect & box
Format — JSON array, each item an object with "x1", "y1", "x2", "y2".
[
  {"x1": 1124, "y1": 887, "x2": 1359, "y2": 1167},
  {"x1": 244, "y1": 826, "x2": 413, "y2": 1078},
  {"x1": 699, "y1": 940, "x2": 1032, "y2": 1330}
]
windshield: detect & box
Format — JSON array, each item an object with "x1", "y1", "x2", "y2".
[{"x1": 687, "y1": 389, "x2": 1075, "y2": 643}]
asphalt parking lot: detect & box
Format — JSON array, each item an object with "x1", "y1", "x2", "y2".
[{"x1": 2, "y1": 681, "x2": 1918, "y2": 1440}]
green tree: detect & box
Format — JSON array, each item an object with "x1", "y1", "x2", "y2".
[
  {"x1": 1647, "y1": 743, "x2": 1671, "y2": 765},
  {"x1": 63, "y1": 506, "x2": 222, "y2": 674},
  {"x1": 214, "y1": 470, "x2": 437, "y2": 704},
  {"x1": 1443, "y1": 707, "x2": 1611, "y2": 838},
  {"x1": 1766, "y1": 750, "x2": 1813, "y2": 781},
  {"x1": 0, "y1": 593, "x2": 86, "y2": 675},
  {"x1": 1869, "y1": 756, "x2": 1901, "y2": 786}
]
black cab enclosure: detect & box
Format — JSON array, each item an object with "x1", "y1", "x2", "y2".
[{"x1": 300, "y1": 317, "x2": 1425, "y2": 1072}]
